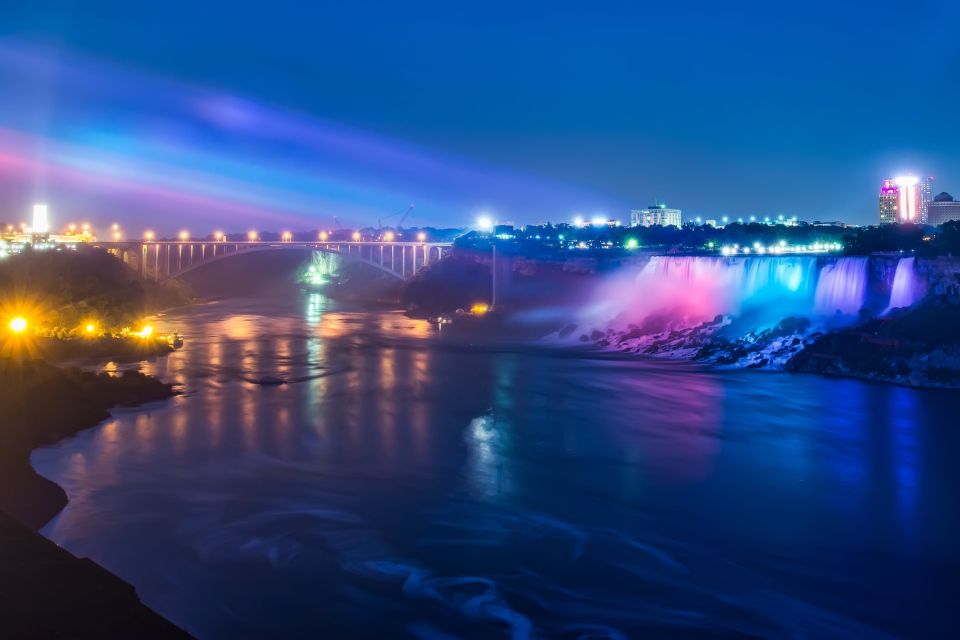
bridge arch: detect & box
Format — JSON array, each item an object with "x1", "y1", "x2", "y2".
[{"x1": 95, "y1": 240, "x2": 450, "y2": 283}]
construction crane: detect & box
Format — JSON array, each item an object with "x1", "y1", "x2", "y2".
[{"x1": 378, "y1": 204, "x2": 415, "y2": 230}]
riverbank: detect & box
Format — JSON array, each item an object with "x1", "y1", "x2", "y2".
[
  {"x1": 0, "y1": 359, "x2": 189, "y2": 637},
  {"x1": 0, "y1": 359, "x2": 177, "y2": 528}
]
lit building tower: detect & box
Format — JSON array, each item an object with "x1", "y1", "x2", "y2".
[
  {"x1": 918, "y1": 176, "x2": 934, "y2": 223},
  {"x1": 32, "y1": 203, "x2": 50, "y2": 235},
  {"x1": 894, "y1": 175, "x2": 920, "y2": 222},
  {"x1": 879, "y1": 179, "x2": 899, "y2": 224}
]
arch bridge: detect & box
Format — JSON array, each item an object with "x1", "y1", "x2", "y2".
[{"x1": 93, "y1": 240, "x2": 452, "y2": 283}]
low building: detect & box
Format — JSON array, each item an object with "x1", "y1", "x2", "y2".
[
  {"x1": 631, "y1": 204, "x2": 682, "y2": 228},
  {"x1": 928, "y1": 192, "x2": 960, "y2": 226}
]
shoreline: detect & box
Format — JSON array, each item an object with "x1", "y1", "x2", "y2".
[
  {"x1": 0, "y1": 359, "x2": 190, "y2": 638},
  {"x1": 0, "y1": 360, "x2": 178, "y2": 529}
]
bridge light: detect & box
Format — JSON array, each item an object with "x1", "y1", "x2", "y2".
[
  {"x1": 144, "y1": 230, "x2": 155, "y2": 241},
  {"x1": 319, "y1": 231, "x2": 329, "y2": 241},
  {"x1": 8, "y1": 316, "x2": 28, "y2": 334},
  {"x1": 352, "y1": 231, "x2": 361, "y2": 241},
  {"x1": 417, "y1": 232, "x2": 426, "y2": 242},
  {"x1": 179, "y1": 230, "x2": 190, "y2": 242},
  {"x1": 282, "y1": 231, "x2": 292, "y2": 242},
  {"x1": 214, "y1": 231, "x2": 224, "y2": 241},
  {"x1": 383, "y1": 231, "x2": 395, "y2": 242},
  {"x1": 248, "y1": 231, "x2": 258, "y2": 241}
]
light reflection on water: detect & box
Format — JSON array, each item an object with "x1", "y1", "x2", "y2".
[{"x1": 32, "y1": 292, "x2": 960, "y2": 639}]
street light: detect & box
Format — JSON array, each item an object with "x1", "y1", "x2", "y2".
[
  {"x1": 352, "y1": 231, "x2": 361, "y2": 241},
  {"x1": 383, "y1": 231, "x2": 395, "y2": 242},
  {"x1": 319, "y1": 231, "x2": 329, "y2": 241},
  {"x1": 214, "y1": 231, "x2": 224, "y2": 242},
  {"x1": 179, "y1": 230, "x2": 190, "y2": 242},
  {"x1": 282, "y1": 231, "x2": 292, "y2": 242},
  {"x1": 144, "y1": 230, "x2": 155, "y2": 241},
  {"x1": 417, "y1": 232, "x2": 426, "y2": 242},
  {"x1": 248, "y1": 230, "x2": 258, "y2": 241}
]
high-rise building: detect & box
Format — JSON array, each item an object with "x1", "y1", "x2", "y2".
[
  {"x1": 631, "y1": 204, "x2": 682, "y2": 227},
  {"x1": 880, "y1": 176, "x2": 927, "y2": 223},
  {"x1": 879, "y1": 179, "x2": 899, "y2": 224},
  {"x1": 919, "y1": 176, "x2": 934, "y2": 223},
  {"x1": 928, "y1": 192, "x2": 960, "y2": 226}
]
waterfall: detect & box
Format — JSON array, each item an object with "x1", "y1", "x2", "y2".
[
  {"x1": 813, "y1": 257, "x2": 868, "y2": 317},
  {"x1": 885, "y1": 257, "x2": 921, "y2": 312},
  {"x1": 586, "y1": 255, "x2": 873, "y2": 333}
]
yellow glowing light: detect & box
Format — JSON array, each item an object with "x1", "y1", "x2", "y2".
[
  {"x1": 138, "y1": 325, "x2": 154, "y2": 337},
  {"x1": 9, "y1": 317, "x2": 28, "y2": 333},
  {"x1": 282, "y1": 231, "x2": 292, "y2": 242},
  {"x1": 319, "y1": 231, "x2": 329, "y2": 241},
  {"x1": 214, "y1": 231, "x2": 224, "y2": 241},
  {"x1": 144, "y1": 230, "x2": 155, "y2": 241},
  {"x1": 179, "y1": 230, "x2": 190, "y2": 241},
  {"x1": 113, "y1": 231, "x2": 122, "y2": 241},
  {"x1": 417, "y1": 232, "x2": 426, "y2": 242},
  {"x1": 85, "y1": 323, "x2": 96, "y2": 333},
  {"x1": 68, "y1": 223, "x2": 77, "y2": 232},
  {"x1": 352, "y1": 231, "x2": 361, "y2": 241},
  {"x1": 470, "y1": 303, "x2": 490, "y2": 315},
  {"x1": 383, "y1": 232, "x2": 395, "y2": 242},
  {"x1": 248, "y1": 231, "x2": 258, "y2": 241}
]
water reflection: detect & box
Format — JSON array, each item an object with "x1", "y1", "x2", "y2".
[{"x1": 31, "y1": 292, "x2": 960, "y2": 639}]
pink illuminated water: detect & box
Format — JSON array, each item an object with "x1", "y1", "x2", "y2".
[{"x1": 587, "y1": 256, "x2": 869, "y2": 332}]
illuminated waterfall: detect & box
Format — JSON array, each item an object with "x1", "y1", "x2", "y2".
[
  {"x1": 886, "y1": 257, "x2": 921, "y2": 312},
  {"x1": 812, "y1": 257, "x2": 869, "y2": 316},
  {"x1": 589, "y1": 256, "x2": 872, "y2": 331}
]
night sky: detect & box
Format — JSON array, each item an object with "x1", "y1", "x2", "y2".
[{"x1": 2, "y1": 0, "x2": 960, "y2": 232}]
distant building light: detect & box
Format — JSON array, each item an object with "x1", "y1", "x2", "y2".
[{"x1": 32, "y1": 204, "x2": 49, "y2": 234}]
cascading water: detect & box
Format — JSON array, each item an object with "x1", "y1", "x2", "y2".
[
  {"x1": 812, "y1": 257, "x2": 868, "y2": 317},
  {"x1": 886, "y1": 257, "x2": 922, "y2": 312},
  {"x1": 583, "y1": 255, "x2": 872, "y2": 335}
]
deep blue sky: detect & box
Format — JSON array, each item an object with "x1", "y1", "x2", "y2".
[{"x1": 3, "y1": 0, "x2": 960, "y2": 228}]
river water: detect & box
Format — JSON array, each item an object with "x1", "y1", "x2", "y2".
[{"x1": 33, "y1": 291, "x2": 960, "y2": 639}]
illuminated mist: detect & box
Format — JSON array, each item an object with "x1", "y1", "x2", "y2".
[{"x1": 577, "y1": 255, "x2": 896, "y2": 338}]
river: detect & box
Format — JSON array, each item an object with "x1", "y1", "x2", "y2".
[{"x1": 33, "y1": 290, "x2": 960, "y2": 639}]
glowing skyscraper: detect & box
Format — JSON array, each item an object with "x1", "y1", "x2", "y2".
[
  {"x1": 894, "y1": 176, "x2": 920, "y2": 222},
  {"x1": 879, "y1": 179, "x2": 899, "y2": 224}
]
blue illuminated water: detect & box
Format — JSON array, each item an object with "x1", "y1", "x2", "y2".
[{"x1": 33, "y1": 292, "x2": 960, "y2": 638}]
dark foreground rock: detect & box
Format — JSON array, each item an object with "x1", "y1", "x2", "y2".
[
  {"x1": 0, "y1": 359, "x2": 176, "y2": 529},
  {"x1": 0, "y1": 510, "x2": 194, "y2": 639},
  {"x1": 0, "y1": 360, "x2": 188, "y2": 638},
  {"x1": 786, "y1": 296, "x2": 960, "y2": 387}
]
